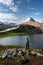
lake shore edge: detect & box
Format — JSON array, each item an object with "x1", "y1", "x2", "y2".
[{"x1": 0, "y1": 45, "x2": 43, "y2": 54}]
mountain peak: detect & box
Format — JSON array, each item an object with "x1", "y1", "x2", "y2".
[
  {"x1": 25, "y1": 17, "x2": 35, "y2": 22},
  {"x1": 29, "y1": 18, "x2": 35, "y2": 22}
]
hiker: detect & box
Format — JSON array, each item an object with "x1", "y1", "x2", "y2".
[{"x1": 26, "y1": 38, "x2": 29, "y2": 50}]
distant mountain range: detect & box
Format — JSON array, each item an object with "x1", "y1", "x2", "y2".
[
  {"x1": 0, "y1": 21, "x2": 17, "y2": 31},
  {"x1": 0, "y1": 21, "x2": 17, "y2": 26},
  {"x1": 0, "y1": 18, "x2": 43, "y2": 34}
]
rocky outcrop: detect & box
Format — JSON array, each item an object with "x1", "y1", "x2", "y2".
[
  {"x1": 17, "y1": 24, "x2": 42, "y2": 34},
  {"x1": 40, "y1": 23, "x2": 43, "y2": 32}
]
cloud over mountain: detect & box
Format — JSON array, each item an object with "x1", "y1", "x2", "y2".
[{"x1": 0, "y1": 13, "x2": 18, "y2": 23}]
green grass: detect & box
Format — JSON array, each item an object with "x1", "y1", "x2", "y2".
[
  {"x1": 36, "y1": 49, "x2": 43, "y2": 54},
  {"x1": 0, "y1": 32, "x2": 26, "y2": 38},
  {"x1": 0, "y1": 45, "x2": 25, "y2": 52},
  {"x1": 30, "y1": 47, "x2": 43, "y2": 54}
]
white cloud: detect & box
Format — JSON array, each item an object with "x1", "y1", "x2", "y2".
[
  {"x1": 0, "y1": 13, "x2": 18, "y2": 23},
  {"x1": 34, "y1": 12, "x2": 40, "y2": 15},
  {"x1": 0, "y1": 0, "x2": 18, "y2": 12},
  {"x1": 10, "y1": 6, "x2": 18, "y2": 12},
  {"x1": 0, "y1": 0, "x2": 14, "y2": 6}
]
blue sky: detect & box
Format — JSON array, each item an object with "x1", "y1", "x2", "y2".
[{"x1": 0, "y1": 0, "x2": 43, "y2": 23}]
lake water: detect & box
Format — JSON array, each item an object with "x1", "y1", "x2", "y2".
[{"x1": 0, "y1": 34, "x2": 43, "y2": 49}]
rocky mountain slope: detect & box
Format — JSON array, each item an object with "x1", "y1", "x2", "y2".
[
  {"x1": 18, "y1": 18, "x2": 43, "y2": 34},
  {"x1": 16, "y1": 25, "x2": 42, "y2": 34},
  {"x1": 22, "y1": 18, "x2": 41, "y2": 27}
]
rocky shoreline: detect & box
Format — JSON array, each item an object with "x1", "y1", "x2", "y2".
[{"x1": 0, "y1": 48, "x2": 43, "y2": 65}]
